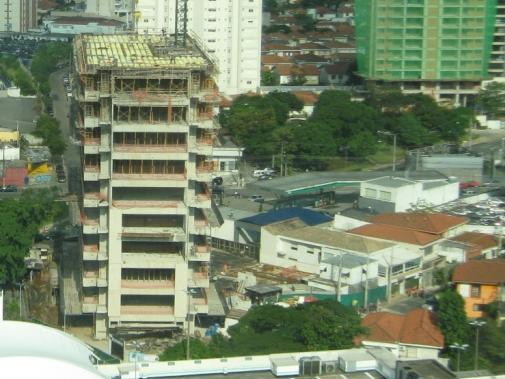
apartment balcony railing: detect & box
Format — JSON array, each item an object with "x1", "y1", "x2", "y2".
[
  {"x1": 83, "y1": 244, "x2": 108, "y2": 261},
  {"x1": 112, "y1": 172, "x2": 186, "y2": 181},
  {"x1": 188, "y1": 270, "x2": 209, "y2": 288},
  {"x1": 120, "y1": 305, "x2": 174, "y2": 315},
  {"x1": 113, "y1": 144, "x2": 188, "y2": 153},
  {"x1": 121, "y1": 279, "x2": 175, "y2": 289},
  {"x1": 112, "y1": 199, "x2": 185, "y2": 209},
  {"x1": 189, "y1": 245, "x2": 211, "y2": 261}
]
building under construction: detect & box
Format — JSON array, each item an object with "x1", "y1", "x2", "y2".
[
  {"x1": 73, "y1": 34, "x2": 222, "y2": 338},
  {"x1": 355, "y1": 0, "x2": 497, "y2": 106}
]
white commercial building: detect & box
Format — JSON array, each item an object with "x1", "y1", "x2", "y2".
[
  {"x1": 359, "y1": 176, "x2": 459, "y2": 213},
  {"x1": 86, "y1": 0, "x2": 134, "y2": 27},
  {"x1": 259, "y1": 220, "x2": 428, "y2": 297},
  {"x1": 133, "y1": 0, "x2": 263, "y2": 95},
  {"x1": 0, "y1": 0, "x2": 37, "y2": 32},
  {"x1": 74, "y1": 34, "x2": 221, "y2": 338}
]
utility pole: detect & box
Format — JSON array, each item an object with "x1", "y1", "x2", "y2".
[
  {"x1": 364, "y1": 255, "x2": 370, "y2": 311},
  {"x1": 469, "y1": 320, "x2": 486, "y2": 370},
  {"x1": 280, "y1": 142, "x2": 285, "y2": 177},
  {"x1": 186, "y1": 289, "x2": 192, "y2": 360},
  {"x1": 336, "y1": 254, "x2": 344, "y2": 302}
]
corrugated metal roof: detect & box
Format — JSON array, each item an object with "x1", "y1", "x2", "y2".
[{"x1": 238, "y1": 207, "x2": 332, "y2": 226}]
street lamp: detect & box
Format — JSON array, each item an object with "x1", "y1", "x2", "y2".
[
  {"x1": 469, "y1": 320, "x2": 486, "y2": 370},
  {"x1": 185, "y1": 288, "x2": 197, "y2": 360},
  {"x1": 377, "y1": 130, "x2": 397, "y2": 172},
  {"x1": 449, "y1": 342, "x2": 469, "y2": 372},
  {"x1": 15, "y1": 282, "x2": 23, "y2": 319}
]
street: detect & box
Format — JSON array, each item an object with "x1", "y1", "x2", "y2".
[{"x1": 49, "y1": 69, "x2": 81, "y2": 225}]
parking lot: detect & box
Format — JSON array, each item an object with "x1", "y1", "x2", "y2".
[{"x1": 438, "y1": 192, "x2": 505, "y2": 226}]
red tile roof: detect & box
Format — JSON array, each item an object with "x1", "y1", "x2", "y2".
[
  {"x1": 292, "y1": 91, "x2": 319, "y2": 106},
  {"x1": 349, "y1": 223, "x2": 441, "y2": 246},
  {"x1": 360, "y1": 309, "x2": 444, "y2": 348},
  {"x1": 451, "y1": 232, "x2": 498, "y2": 251},
  {"x1": 453, "y1": 259, "x2": 505, "y2": 284},
  {"x1": 261, "y1": 55, "x2": 293, "y2": 65},
  {"x1": 370, "y1": 213, "x2": 467, "y2": 235}
]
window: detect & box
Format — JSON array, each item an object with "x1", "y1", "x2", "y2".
[
  {"x1": 290, "y1": 246, "x2": 298, "y2": 251},
  {"x1": 471, "y1": 285, "x2": 481, "y2": 298},
  {"x1": 364, "y1": 188, "x2": 377, "y2": 198},
  {"x1": 473, "y1": 304, "x2": 484, "y2": 312},
  {"x1": 288, "y1": 257, "x2": 298, "y2": 262}
]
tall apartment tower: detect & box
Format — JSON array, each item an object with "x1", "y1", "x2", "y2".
[
  {"x1": 134, "y1": 0, "x2": 263, "y2": 95},
  {"x1": 490, "y1": 0, "x2": 505, "y2": 77},
  {"x1": 0, "y1": 0, "x2": 37, "y2": 32},
  {"x1": 74, "y1": 34, "x2": 221, "y2": 337},
  {"x1": 355, "y1": 0, "x2": 497, "y2": 106}
]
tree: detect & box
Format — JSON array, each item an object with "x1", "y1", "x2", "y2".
[
  {"x1": 294, "y1": 13, "x2": 317, "y2": 32},
  {"x1": 261, "y1": 70, "x2": 280, "y2": 86},
  {"x1": 34, "y1": 115, "x2": 67, "y2": 156},
  {"x1": 437, "y1": 290, "x2": 468, "y2": 346},
  {"x1": 159, "y1": 300, "x2": 365, "y2": 360},
  {"x1": 0, "y1": 188, "x2": 61, "y2": 286},
  {"x1": 477, "y1": 82, "x2": 505, "y2": 119},
  {"x1": 299, "y1": 301, "x2": 367, "y2": 350}
]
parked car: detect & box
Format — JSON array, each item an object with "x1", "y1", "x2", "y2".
[
  {"x1": 249, "y1": 195, "x2": 264, "y2": 203},
  {"x1": 57, "y1": 173, "x2": 66, "y2": 183},
  {"x1": 1, "y1": 185, "x2": 18, "y2": 192}
]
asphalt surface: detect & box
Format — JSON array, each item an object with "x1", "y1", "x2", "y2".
[
  {"x1": 0, "y1": 94, "x2": 37, "y2": 132},
  {"x1": 49, "y1": 69, "x2": 81, "y2": 225}
]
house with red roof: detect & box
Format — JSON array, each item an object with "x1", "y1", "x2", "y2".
[
  {"x1": 358, "y1": 308, "x2": 444, "y2": 359},
  {"x1": 453, "y1": 259, "x2": 505, "y2": 318}
]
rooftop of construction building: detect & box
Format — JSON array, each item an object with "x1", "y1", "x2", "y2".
[{"x1": 74, "y1": 34, "x2": 214, "y2": 73}]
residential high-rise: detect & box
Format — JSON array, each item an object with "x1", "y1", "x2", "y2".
[
  {"x1": 355, "y1": 0, "x2": 497, "y2": 105},
  {"x1": 0, "y1": 0, "x2": 37, "y2": 32},
  {"x1": 134, "y1": 0, "x2": 263, "y2": 95},
  {"x1": 490, "y1": 0, "x2": 505, "y2": 77},
  {"x1": 74, "y1": 34, "x2": 221, "y2": 338}
]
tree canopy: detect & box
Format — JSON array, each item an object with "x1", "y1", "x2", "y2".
[
  {"x1": 477, "y1": 82, "x2": 505, "y2": 119},
  {"x1": 34, "y1": 115, "x2": 66, "y2": 156},
  {"x1": 223, "y1": 89, "x2": 473, "y2": 171},
  {"x1": 160, "y1": 300, "x2": 366, "y2": 361},
  {"x1": 0, "y1": 188, "x2": 62, "y2": 286},
  {"x1": 436, "y1": 290, "x2": 468, "y2": 346}
]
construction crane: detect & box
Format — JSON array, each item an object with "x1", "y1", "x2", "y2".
[{"x1": 175, "y1": 0, "x2": 188, "y2": 47}]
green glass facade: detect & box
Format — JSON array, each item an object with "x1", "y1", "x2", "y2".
[{"x1": 356, "y1": 0, "x2": 497, "y2": 81}]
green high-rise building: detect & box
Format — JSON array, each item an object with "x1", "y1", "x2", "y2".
[{"x1": 356, "y1": 0, "x2": 497, "y2": 85}]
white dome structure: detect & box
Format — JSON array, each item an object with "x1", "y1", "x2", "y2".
[{"x1": 0, "y1": 321, "x2": 107, "y2": 379}]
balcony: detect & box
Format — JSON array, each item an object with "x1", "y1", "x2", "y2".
[
  {"x1": 191, "y1": 219, "x2": 210, "y2": 235},
  {"x1": 82, "y1": 271, "x2": 107, "y2": 287},
  {"x1": 112, "y1": 121, "x2": 189, "y2": 133},
  {"x1": 188, "y1": 193, "x2": 212, "y2": 209},
  {"x1": 113, "y1": 144, "x2": 187, "y2": 153},
  {"x1": 111, "y1": 172, "x2": 186, "y2": 184},
  {"x1": 194, "y1": 116, "x2": 218, "y2": 130},
  {"x1": 83, "y1": 138, "x2": 100, "y2": 154},
  {"x1": 83, "y1": 244, "x2": 108, "y2": 261},
  {"x1": 193, "y1": 162, "x2": 217, "y2": 182},
  {"x1": 82, "y1": 297, "x2": 107, "y2": 313},
  {"x1": 113, "y1": 91, "x2": 189, "y2": 107},
  {"x1": 83, "y1": 192, "x2": 100, "y2": 207},
  {"x1": 121, "y1": 226, "x2": 186, "y2": 242},
  {"x1": 191, "y1": 297, "x2": 209, "y2": 314},
  {"x1": 189, "y1": 245, "x2": 211, "y2": 261},
  {"x1": 82, "y1": 218, "x2": 99, "y2": 234},
  {"x1": 120, "y1": 305, "x2": 174, "y2": 315},
  {"x1": 83, "y1": 165, "x2": 100, "y2": 181},
  {"x1": 113, "y1": 199, "x2": 185, "y2": 212},
  {"x1": 188, "y1": 270, "x2": 209, "y2": 288},
  {"x1": 121, "y1": 279, "x2": 175, "y2": 295},
  {"x1": 121, "y1": 252, "x2": 180, "y2": 268},
  {"x1": 189, "y1": 138, "x2": 213, "y2": 155},
  {"x1": 83, "y1": 89, "x2": 99, "y2": 102}
]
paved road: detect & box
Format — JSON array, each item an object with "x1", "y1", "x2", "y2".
[
  {"x1": 49, "y1": 69, "x2": 80, "y2": 225},
  {"x1": 383, "y1": 295, "x2": 425, "y2": 314}
]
